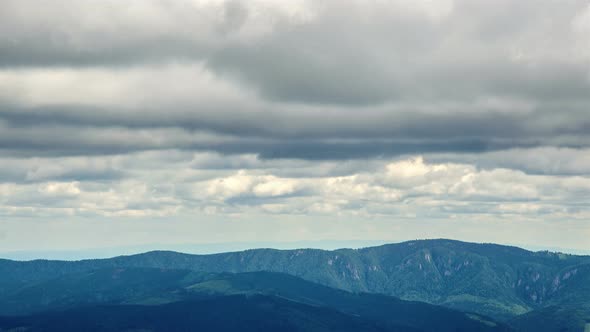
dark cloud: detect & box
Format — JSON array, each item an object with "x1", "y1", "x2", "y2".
[
  {"x1": 1, "y1": 97, "x2": 588, "y2": 160},
  {"x1": 0, "y1": 0, "x2": 588, "y2": 162}
]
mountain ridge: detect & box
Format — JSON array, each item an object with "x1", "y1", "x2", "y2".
[
  {"x1": 6, "y1": 238, "x2": 576, "y2": 263},
  {"x1": 1, "y1": 239, "x2": 589, "y2": 321}
]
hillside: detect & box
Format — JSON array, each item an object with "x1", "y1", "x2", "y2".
[
  {"x1": 0, "y1": 294, "x2": 412, "y2": 332},
  {"x1": 509, "y1": 305, "x2": 590, "y2": 332},
  {"x1": 0, "y1": 268, "x2": 509, "y2": 332},
  {"x1": 1, "y1": 239, "x2": 589, "y2": 320}
]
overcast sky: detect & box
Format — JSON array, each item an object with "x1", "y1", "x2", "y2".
[{"x1": 1, "y1": 0, "x2": 589, "y2": 255}]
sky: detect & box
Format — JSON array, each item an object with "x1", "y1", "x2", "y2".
[{"x1": 1, "y1": 0, "x2": 590, "y2": 256}]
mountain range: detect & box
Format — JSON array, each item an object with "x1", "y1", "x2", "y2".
[{"x1": 1, "y1": 239, "x2": 589, "y2": 331}]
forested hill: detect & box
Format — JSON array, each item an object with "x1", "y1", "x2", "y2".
[{"x1": 2, "y1": 239, "x2": 589, "y2": 320}]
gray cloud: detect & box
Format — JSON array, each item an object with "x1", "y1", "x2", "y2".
[
  {"x1": 428, "y1": 148, "x2": 590, "y2": 176},
  {"x1": 1, "y1": 0, "x2": 590, "y2": 251},
  {"x1": 0, "y1": 98, "x2": 588, "y2": 159},
  {"x1": 0, "y1": 0, "x2": 588, "y2": 160},
  {"x1": 2, "y1": 0, "x2": 589, "y2": 103}
]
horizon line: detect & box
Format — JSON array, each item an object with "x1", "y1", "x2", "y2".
[{"x1": 2, "y1": 238, "x2": 589, "y2": 262}]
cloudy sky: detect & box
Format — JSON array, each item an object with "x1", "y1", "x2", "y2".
[{"x1": 1, "y1": 0, "x2": 590, "y2": 255}]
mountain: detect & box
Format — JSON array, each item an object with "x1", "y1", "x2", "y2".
[
  {"x1": 0, "y1": 268, "x2": 508, "y2": 332},
  {"x1": 1, "y1": 239, "x2": 589, "y2": 321}
]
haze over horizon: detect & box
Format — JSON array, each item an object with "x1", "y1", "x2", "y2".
[
  {"x1": 1, "y1": 0, "x2": 590, "y2": 254},
  {"x1": 2, "y1": 238, "x2": 590, "y2": 262}
]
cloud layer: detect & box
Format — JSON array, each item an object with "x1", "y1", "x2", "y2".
[{"x1": 0, "y1": 0, "x2": 589, "y2": 252}]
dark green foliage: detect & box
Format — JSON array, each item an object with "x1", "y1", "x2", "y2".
[{"x1": 0, "y1": 295, "x2": 409, "y2": 332}]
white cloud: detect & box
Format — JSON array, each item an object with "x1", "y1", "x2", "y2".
[
  {"x1": 252, "y1": 177, "x2": 298, "y2": 197},
  {"x1": 0, "y1": 63, "x2": 255, "y2": 109},
  {"x1": 0, "y1": 152, "x2": 588, "y2": 225},
  {"x1": 184, "y1": 154, "x2": 590, "y2": 219},
  {"x1": 38, "y1": 182, "x2": 81, "y2": 196},
  {"x1": 206, "y1": 170, "x2": 256, "y2": 199},
  {"x1": 205, "y1": 170, "x2": 300, "y2": 199}
]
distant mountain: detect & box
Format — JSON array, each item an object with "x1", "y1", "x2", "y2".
[
  {"x1": 1, "y1": 239, "x2": 589, "y2": 322},
  {"x1": 0, "y1": 268, "x2": 508, "y2": 332}
]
